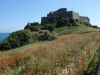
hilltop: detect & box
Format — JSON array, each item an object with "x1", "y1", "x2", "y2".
[
  {"x1": 0, "y1": 8, "x2": 99, "y2": 50},
  {"x1": 0, "y1": 8, "x2": 100, "y2": 75}
]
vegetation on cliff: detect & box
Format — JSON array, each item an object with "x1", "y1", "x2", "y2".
[
  {"x1": 0, "y1": 30, "x2": 57, "y2": 50},
  {"x1": 0, "y1": 16, "x2": 95, "y2": 50}
]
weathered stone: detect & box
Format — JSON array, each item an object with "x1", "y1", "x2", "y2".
[{"x1": 41, "y1": 8, "x2": 90, "y2": 24}]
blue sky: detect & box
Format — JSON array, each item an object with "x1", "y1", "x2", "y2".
[{"x1": 0, "y1": 0, "x2": 100, "y2": 33}]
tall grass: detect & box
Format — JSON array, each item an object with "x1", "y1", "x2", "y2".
[{"x1": 0, "y1": 31, "x2": 99, "y2": 75}]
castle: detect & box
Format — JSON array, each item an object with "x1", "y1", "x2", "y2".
[{"x1": 41, "y1": 8, "x2": 90, "y2": 24}]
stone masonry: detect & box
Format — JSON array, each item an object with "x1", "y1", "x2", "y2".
[{"x1": 41, "y1": 8, "x2": 90, "y2": 24}]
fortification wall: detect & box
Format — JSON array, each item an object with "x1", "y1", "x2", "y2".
[
  {"x1": 41, "y1": 17, "x2": 48, "y2": 24},
  {"x1": 47, "y1": 8, "x2": 67, "y2": 18},
  {"x1": 66, "y1": 11, "x2": 79, "y2": 19},
  {"x1": 41, "y1": 8, "x2": 90, "y2": 24},
  {"x1": 80, "y1": 16, "x2": 90, "y2": 23},
  {"x1": 72, "y1": 11, "x2": 80, "y2": 19}
]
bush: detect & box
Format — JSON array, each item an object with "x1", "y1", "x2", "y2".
[
  {"x1": 30, "y1": 26, "x2": 41, "y2": 31},
  {"x1": 37, "y1": 30, "x2": 57, "y2": 41},
  {"x1": 24, "y1": 22, "x2": 41, "y2": 31},
  {"x1": 42, "y1": 24, "x2": 55, "y2": 31},
  {"x1": 82, "y1": 21, "x2": 91, "y2": 26},
  {"x1": 92, "y1": 25, "x2": 98, "y2": 28},
  {"x1": 0, "y1": 30, "x2": 57, "y2": 50},
  {"x1": 56, "y1": 17, "x2": 70, "y2": 28},
  {"x1": 0, "y1": 29, "x2": 37, "y2": 50},
  {"x1": 56, "y1": 18, "x2": 67, "y2": 28},
  {"x1": 67, "y1": 23, "x2": 72, "y2": 26}
]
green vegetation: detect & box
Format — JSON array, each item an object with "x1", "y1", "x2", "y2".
[
  {"x1": 0, "y1": 16, "x2": 96, "y2": 50},
  {"x1": 24, "y1": 17, "x2": 93, "y2": 32},
  {"x1": 42, "y1": 24, "x2": 55, "y2": 31},
  {"x1": 37, "y1": 30, "x2": 57, "y2": 41},
  {"x1": 24, "y1": 22, "x2": 41, "y2": 31},
  {"x1": 84, "y1": 45, "x2": 100, "y2": 75},
  {"x1": 56, "y1": 17, "x2": 70, "y2": 27},
  {"x1": 0, "y1": 30, "x2": 57, "y2": 50},
  {"x1": 0, "y1": 29, "x2": 36, "y2": 50},
  {"x1": 0, "y1": 29, "x2": 57, "y2": 50}
]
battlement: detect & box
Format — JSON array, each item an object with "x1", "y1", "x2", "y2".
[
  {"x1": 56, "y1": 8, "x2": 67, "y2": 12},
  {"x1": 47, "y1": 8, "x2": 67, "y2": 18}
]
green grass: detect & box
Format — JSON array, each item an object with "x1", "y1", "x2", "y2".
[
  {"x1": 55, "y1": 26, "x2": 78, "y2": 33},
  {"x1": 55, "y1": 26, "x2": 98, "y2": 35}
]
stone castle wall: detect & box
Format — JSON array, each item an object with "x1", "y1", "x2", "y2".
[
  {"x1": 41, "y1": 17, "x2": 48, "y2": 24},
  {"x1": 47, "y1": 8, "x2": 67, "y2": 18},
  {"x1": 80, "y1": 16, "x2": 90, "y2": 23},
  {"x1": 66, "y1": 11, "x2": 79, "y2": 19},
  {"x1": 41, "y1": 8, "x2": 90, "y2": 24}
]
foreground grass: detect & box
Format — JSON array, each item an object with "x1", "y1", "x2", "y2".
[{"x1": 0, "y1": 31, "x2": 100, "y2": 75}]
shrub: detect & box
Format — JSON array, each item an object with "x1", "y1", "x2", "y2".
[
  {"x1": 42, "y1": 24, "x2": 55, "y2": 31},
  {"x1": 92, "y1": 25, "x2": 98, "y2": 28},
  {"x1": 37, "y1": 30, "x2": 57, "y2": 41},
  {"x1": 30, "y1": 26, "x2": 41, "y2": 31},
  {"x1": 0, "y1": 29, "x2": 37, "y2": 50},
  {"x1": 56, "y1": 17, "x2": 71, "y2": 28},
  {"x1": 83, "y1": 21, "x2": 91, "y2": 26},
  {"x1": 67, "y1": 23, "x2": 72, "y2": 26},
  {"x1": 56, "y1": 18, "x2": 69, "y2": 28},
  {"x1": 24, "y1": 22, "x2": 41, "y2": 31},
  {"x1": 0, "y1": 29, "x2": 57, "y2": 50}
]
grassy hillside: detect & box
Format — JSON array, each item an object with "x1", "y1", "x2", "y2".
[
  {"x1": 1, "y1": 16, "x2": 99, "y2": 50},
  {"x1": 0, "y1": 30, "x2": 99, "y2": 75},
  {"x1": 55, "y1": 25, "x2": 98, "y2": 35},
  {"x1": 0, "y1": 16, "x2": 99, "y2": 75}
]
